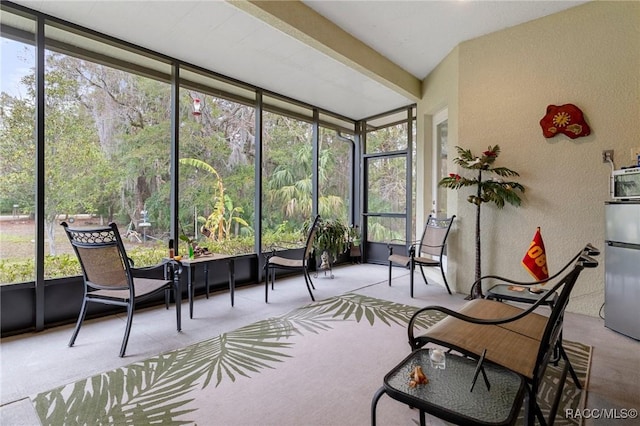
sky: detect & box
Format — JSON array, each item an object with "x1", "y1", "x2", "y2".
[{"x1": 1, "y1": 38, "x2": 34, "y2": 99}]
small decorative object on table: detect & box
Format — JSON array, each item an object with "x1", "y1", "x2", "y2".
[
  {"x1": 429, "y1": 348, "x2": 446, "y2": 370},
  {"x1": 180, "y1": 231, "x2": 212, "y2": 260},
  {"x1": 408, "y1": 365, "x2": 429, "y2": 388},
  {"x1": 180, "y1": 231, "x2": 196, "y2": 259}
]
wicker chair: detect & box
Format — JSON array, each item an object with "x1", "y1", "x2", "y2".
[
  {"x1": 387, "y1": 215, "x2": 455, "y2": 296},
  {"x1": 407, "y1": 243, "x2": 599, "y2": 425},
  {"x1": 62, "y1": 222, "x2": 181, "y2": 357},
  {"x1": 264, "y1": 215, "x2": 321, "y2": 303}
]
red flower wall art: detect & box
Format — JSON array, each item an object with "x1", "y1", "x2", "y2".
[{"x1": 539, "y1": 103, "x2": 591, "y2": 139}]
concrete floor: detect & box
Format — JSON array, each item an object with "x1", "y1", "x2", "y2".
[{"x1": 1, "y1": 263, "x2": 638, "y2": 425}]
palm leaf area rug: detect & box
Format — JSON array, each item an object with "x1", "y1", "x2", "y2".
[{"x1": 32, "y1": 293, "x2": 590, "y2": 426}]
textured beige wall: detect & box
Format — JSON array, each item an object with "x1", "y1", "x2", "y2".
[{"x1": 418, "y1": 1, "x2": 640, "y2": 316}]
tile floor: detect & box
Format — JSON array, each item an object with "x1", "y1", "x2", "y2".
[{"x1": 1, "y1": 264, "x2": 638, "y2": 425}]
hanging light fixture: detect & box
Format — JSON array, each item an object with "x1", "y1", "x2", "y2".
[{"x1": 192, "y1": 98, "x2": 202, "y2": 116}]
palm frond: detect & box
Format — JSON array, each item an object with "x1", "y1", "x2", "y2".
[
  {"x1": 489, "y1": 166, "x2": 520, "y2": 177},
  {"x1": 294, "y1": 293, "x2": 441, "y2": 329}
]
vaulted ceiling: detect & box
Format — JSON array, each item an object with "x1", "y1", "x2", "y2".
[{"x1": 11, "y1": 0, "x2": 586, "y2": 120}]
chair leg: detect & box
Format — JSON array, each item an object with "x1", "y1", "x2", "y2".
[
  {"x1": 549, "y1": 358, "x2": 570, "y2": 425},
  {"x1": 69, "y1": 297, "x2": 89, "y2": 348},
  {"x1": 523, "y1": 384, "x2": 536, "y2": 426},
  {"x1": 173, "y1": 284, "x2": 181, "y2": 332},
  {"x1": 559, "y1": 343, "x2": 582, "y2": 389},
  {"x1": 119, "y1": 302, "x2": 135, "y2": 357},
  {"x1": 265, "y1": 267, "x2": 270, "y2": 303},
  {"x1": 306, "y1": 267, "x2": 316, "y2": 290},
  {"x1": 524, "y1": 382, "x2": 547, "y2": 426},
  {"x1": 419, "y1": 264, "x2": 429, "y2": 286},
  {"x1": 410, "y1": 261, "x2": 415, "y2": 298},
  {"x1": 439, "y1": 264, "x2": 452, "y2": 295},
  {"x1": 303, "y1": 270, "x2": 315, "y2": 302}
]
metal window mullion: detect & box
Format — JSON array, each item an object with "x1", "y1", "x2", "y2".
[
  {"x1": 312, "y1": 108, "x2": 319, "y2": 218},
  {"x1": 360, "y1": 121, "x2": 369, "y2": 254},
  {"x1": 352, "y1": 130, "x2": 363, "y2": 258},
  {"x1": 170, "y1": 64, "x2": 180, "y2": 252},
  {"x1": 35, "y1": 16, "x2": 45, "y2": 331},
  {"x1": 336, "y1": 131, "x2": 359, "y2": 228},
  {"x1": 255, "y1": 90, "x2": 264, "y2": 279},
  {"x1": 406, "y1": 106, "x2": 414, "y2": 246}
]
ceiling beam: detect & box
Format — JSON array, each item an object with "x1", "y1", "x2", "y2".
[{"x1": 229, "y1": 0, "x2": 421, "y2": 102}]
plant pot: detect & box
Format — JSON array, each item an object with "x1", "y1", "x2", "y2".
[{"x1": 349, "y1": 243, "x2": 361, "y2": 264}]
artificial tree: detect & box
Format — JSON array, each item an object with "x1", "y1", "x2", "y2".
[{"x1": 439, "y1": 145, "x2": 524, "y2": 299}]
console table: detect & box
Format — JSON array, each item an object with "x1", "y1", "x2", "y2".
[
  {"x1": 371, "y1": 349, "x2": 525, "y2": 426},
  {"x1": 168, "y1": 254, "x2": 235, "y2": 319}
]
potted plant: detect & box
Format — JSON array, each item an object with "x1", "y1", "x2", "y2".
[
  {"x1": 439, "y1": 145, "x2": 524, "y2": 299},
  {"x1": 313, "y1": 218, "x2": 349, "y2": 270}
]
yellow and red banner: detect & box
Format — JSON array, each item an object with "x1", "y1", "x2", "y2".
[{"x1": 522, "y1": 227, "x2": 549, "y2": 281}]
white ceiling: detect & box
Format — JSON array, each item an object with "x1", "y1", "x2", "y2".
[{"x1": 11, "y1": 0, "x2": 587, "y2": 120}]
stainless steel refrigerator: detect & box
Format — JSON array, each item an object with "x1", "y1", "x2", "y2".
[{"x1": 605, "y1": 201, "x2": 640, "y2": 340}]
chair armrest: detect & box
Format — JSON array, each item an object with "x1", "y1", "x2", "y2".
[
  {"x1": 131, "y1": 263, "x2": 169, "y2": 280},
  {"x1": 387, "y1": 239, "x2": 419, "y2": 257},
  {"x1": 264, "y1": 243, "x2": 304, "y2": 257},
  {"x1": 469, "y1": 243, "x2": 600, "y2": 297},
  {"x1": 469, "y1": 274, "x2": 550, "y2": 298},
  {"x1": 387, "y1": 239, "x2": 419, "y2": 247},
  {"x1": 269, "y1": 243, "x2": 304, "y2": 251}
]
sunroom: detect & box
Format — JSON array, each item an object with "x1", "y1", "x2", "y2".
[{"x1": 1, "y1": 1, "x2": 639, "y2": 424}]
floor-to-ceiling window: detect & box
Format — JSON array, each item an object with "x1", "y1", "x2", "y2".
[
  {"x1": 178, "y1": 68, "x2": 256, "y2": 255},
  {"x1": 318, "y1": 126, "x2": 353, "y2": 226},
  {"x1": 0, "y1": 10, "x2": 36, "y2": 285},
  {"x1": 261, "y1": 98, "x2": 314, "y2": 247},
  {"x1": 42, "y1": 22, "x2": 173, "y2": 278}
]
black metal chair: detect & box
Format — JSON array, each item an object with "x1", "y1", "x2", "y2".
[
  {"x1": 62, "y1": 222, "x2": 181, "y2": 357},
  {"x1": 387, "y1": 215, "x2": 455, "y2": 296},
  {"x1": 264, "y1": 215, "x2": 321, "y2": 303},
  {"x1": 406, "y1": 243, "x2": 599, "y2": 426}
]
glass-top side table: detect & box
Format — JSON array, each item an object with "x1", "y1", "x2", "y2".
[{"x1": 371, "y1": 349, "x2": 525, "y2": 426}]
